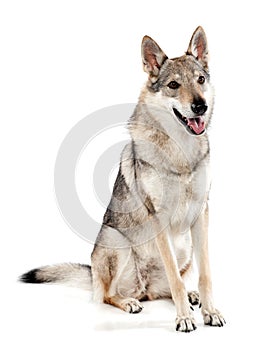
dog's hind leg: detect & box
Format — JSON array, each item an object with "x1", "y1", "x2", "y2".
[
  {"x1": 104, "y1": 295, "x2": 143, "y2": 313},
  {"x1": 91, "y1": 228, "x2": 144, "y2": 314},
  {"x1": 92, "y1": 252, "x2": 144, "y2": 314},
  {"x1": 91, "y1": 249, "x2": 130, "y2": 305},
  {"x1": 103, "y1": 248, "x2": 144, "y2": 313}
]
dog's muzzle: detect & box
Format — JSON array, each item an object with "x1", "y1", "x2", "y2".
[{"x1": 173, "y1": 107, "x2": 207, "y2": 136}]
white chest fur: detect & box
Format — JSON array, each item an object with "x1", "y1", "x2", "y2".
[{"x1": 170, "y1": 160, "x2": 211, "y2": 233}]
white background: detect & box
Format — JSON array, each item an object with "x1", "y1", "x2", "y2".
[{"x1": 1, "y1": 0, "x2": 261, "y2": 349}]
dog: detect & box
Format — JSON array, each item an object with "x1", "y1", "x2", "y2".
[{"x1": 20, "y1": 26, "x2": 225, "y2": 332}]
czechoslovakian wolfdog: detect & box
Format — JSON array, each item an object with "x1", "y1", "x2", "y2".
[{"x1": 20, "y1": 26, "x2": 225, "y2": 332}]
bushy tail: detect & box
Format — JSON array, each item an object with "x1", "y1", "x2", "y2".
[{"x1": 19, "y1": 263, "x2": 92, "y2": 290}]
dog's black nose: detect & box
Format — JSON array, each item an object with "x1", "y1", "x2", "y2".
[{"x1": 191, "y1": 103, "x2": 208, "y2": 115}]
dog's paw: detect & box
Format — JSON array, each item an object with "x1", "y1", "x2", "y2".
[
  {"x1": 121, "y1": 298, "x2": 144, "y2": 314},
  {"x1": 175, "y1": 315, "x2": 197, "y2": 332},
  {"x1": 203, "y1": 309, "x2": 226, "y2": 327},
  {"x1": 188, "y1": 291, "x2": 200, "y2": 307}
]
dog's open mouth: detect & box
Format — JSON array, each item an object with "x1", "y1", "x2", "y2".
[{"x1": 173, "y1": 108, "x2": 205, "y2": 135}]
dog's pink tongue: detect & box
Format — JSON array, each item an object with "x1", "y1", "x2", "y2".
[{"x1": 187, "y1": 117, "x2": 205, "y2": 134}]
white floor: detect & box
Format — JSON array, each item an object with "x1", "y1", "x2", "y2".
[{"x1": 2, "y1": 267, "x2": 259, "y2": 350}]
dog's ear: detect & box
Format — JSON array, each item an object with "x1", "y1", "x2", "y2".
[
  {"x1": 141, "y1": 36, "x2": 168, "y2": 82},
  {"x1": 187, "y1": 26, "x2": 208, "y2": 70}
]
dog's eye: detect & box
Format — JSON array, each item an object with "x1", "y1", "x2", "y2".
[
  {"x1": 168, "y1": 81, "x2": 180, "y2": 89},
  {"x1": 198, "y1": 76, "x2": 205, "y2": 84}
]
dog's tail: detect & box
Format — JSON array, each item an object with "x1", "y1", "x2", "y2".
[{"x1": 19, "y1": 263, "x2": 92, "y2": 290}]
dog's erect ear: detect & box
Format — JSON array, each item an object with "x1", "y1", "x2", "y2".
[
  {"x1": 187, "y1": 26, "x2": 208, "y2": 70},
  {"x1": 142, "y1": 36, "x2": 168, "y2": 82}
]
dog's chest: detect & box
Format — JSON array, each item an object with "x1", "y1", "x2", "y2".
[{"x1": 168, "y1": 164, "x2": 210, "y2": 230}]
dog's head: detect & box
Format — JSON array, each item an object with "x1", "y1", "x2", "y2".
[{"x1": 141, "y1": 27, "x2": 213, "y2": 136}]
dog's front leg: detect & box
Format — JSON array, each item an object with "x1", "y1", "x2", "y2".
[
  {"x1": 191, "y1": 203, "x2": 225, "y2": 326},
  {"x1": 156, "y1": 228, "x2": 196, "y2": 332}
]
